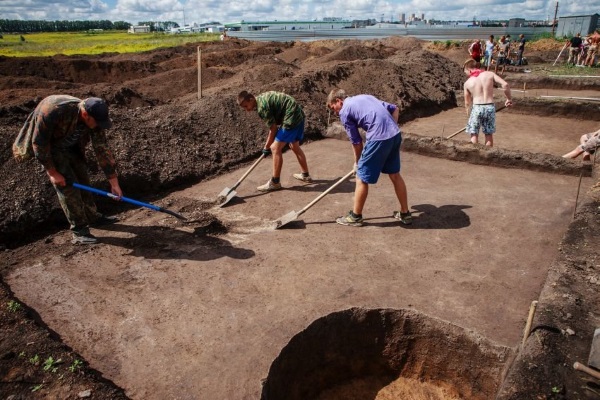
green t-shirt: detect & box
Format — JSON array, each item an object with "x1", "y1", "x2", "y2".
[{"x1": 256, "y1": 91, "x2": 304, "y2": 129}]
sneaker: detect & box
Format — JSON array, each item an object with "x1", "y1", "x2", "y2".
[
  {"x1": 336, "y1": 211, "x2": 363, "y2": 227},
  {"x1": 393, "y1": 210, "x2": 413, "y2": 226},
  {"x1": 72, "y1": 231, "x2": 98, "y2": 244},
  {"x1": 292, "y1": 173, "x2": 313, "y2": 183},
  {"x1": 257, "y1": 179, "x2": 282, "y2": 192},
  {"x1": 91, "y1": 214, "x2": 119, "y2": 227}
]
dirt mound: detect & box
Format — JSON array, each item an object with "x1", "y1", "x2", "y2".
[{"x1": 0, "y1": 37, "x2": 464, "y2": 248}]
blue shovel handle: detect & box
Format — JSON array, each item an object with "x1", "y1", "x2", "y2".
[{"x1": 72, "y1": 182, "x2": 187, "y2": 220}]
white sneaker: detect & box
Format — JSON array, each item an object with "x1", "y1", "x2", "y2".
[
  {"x1": 257, "y1": 179, "x2": 282, "y2": 192},
  {"x1": 292, "y1": 173, "x2": 313, "y2": 183}
]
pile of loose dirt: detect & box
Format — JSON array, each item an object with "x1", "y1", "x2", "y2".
[{"x1": 0, "y1": 37, "x2": 464, "y2": 247}]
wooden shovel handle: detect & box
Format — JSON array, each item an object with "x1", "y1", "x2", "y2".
[
  {"x1": 298, "y1": 169, "x2": 355, "y2": 216},
  {"x1": 574, "y1": 362, "x2": 600, "y2": 380}
]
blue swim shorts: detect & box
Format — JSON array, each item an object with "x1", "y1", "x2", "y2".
[
  {"x1": 275, "y1": 120, "x2": 305, "y2": 143},
  {"x1": 466, "y1": 103, "x2": 496, "y2": 135},
  {"x1": 357, "y1": 133, "x2": 402, "y2": 184}
]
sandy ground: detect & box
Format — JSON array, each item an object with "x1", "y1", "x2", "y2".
[{"x1": 5, "y1": 136, "x2": 590, "y2": 399}]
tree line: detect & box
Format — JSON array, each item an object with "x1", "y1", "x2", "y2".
[{"x1": 0, "y1": 20, "x2": 180, "y2": 33}]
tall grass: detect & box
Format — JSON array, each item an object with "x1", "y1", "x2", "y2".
[{"x1": 0, "y1": 31, "x2": 220, "y2": 57}]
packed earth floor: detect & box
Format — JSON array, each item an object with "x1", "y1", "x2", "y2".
[{"x1": 1, "y1": 37, "x2": 600, "y2": 399}]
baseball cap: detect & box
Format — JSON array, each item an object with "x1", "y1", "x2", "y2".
[{"x1": 83, "y1": 97, "x2": 112, "y2": 129}]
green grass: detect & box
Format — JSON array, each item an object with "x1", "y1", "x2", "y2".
[{"x1": 0, "y1": 31, "x2": 220, "y2": 57}]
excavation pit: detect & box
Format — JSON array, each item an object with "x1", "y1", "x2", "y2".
[{"x1": 262, "y1": 308, "x2": 512, "y2": 400}]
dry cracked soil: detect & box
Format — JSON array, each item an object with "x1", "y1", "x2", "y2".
[{"x1": 1, "y1": 36, "x2": 600, "y2": 399}]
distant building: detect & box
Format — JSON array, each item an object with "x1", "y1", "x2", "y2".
[
  {"x1": 508, "y1": 18, "x2": 526, "y2": 28},
  {"x1": 128, "y1": 25, "x2": 150, "y2": 34},
  {"x1": 555, "y1": 13, "x2": 599, "y2": 36},
  {"x1": 224, "y1": 20, "x2": 352, "y2": 31}
]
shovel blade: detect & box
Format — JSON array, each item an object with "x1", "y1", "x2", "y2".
[
  {"x1": 217, "y1": 187, "x2": 237, "y2": 207},
  {"x1": 274, "y1": 210, "x2": 300, "y2": 229}
]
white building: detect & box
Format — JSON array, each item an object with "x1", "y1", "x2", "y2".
[{"x1": 128, "y1": 25, "x2": 150, "y2": 34}]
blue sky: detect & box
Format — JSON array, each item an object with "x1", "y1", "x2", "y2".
[{"x1": 1, "y1": 0, "x2": 598, "y2": 26}]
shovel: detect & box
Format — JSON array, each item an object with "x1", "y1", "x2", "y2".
[
  {"x1": 73, "y1": 182, "x2": 187, "y2": 220},
  {"x1": 275, "y1": 169, "x2": 355, "y2": 229},
  {"x1": 217, "y1": 154, "x2": 266, "y2": 207}
]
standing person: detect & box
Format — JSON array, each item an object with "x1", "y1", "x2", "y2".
[
  {"x1": 516, "y1": 34, "x2": 526, "y2": 65},
  {"x1": 495, "y1": 36, "x2": 510, "y2": 76},
  {"x1": 567, "y1": 33, "x2": 583, "y2": 65},
  {"x1": 505, "y1": 34, "x2": 513, "y2": 63},
  {"x1": 468, "y1": 39, "x2": 482, "y2": 66},
  {"x1": 12, "y1": 95, "x2": 122, "y2": 244},
  {"x1": 237, "y1": 90, "x2": 312, "y2": 192},
  {"x1": 463, "y1": 59, "x2": 513, "y2": 147},
  {"x1": 326, "y1": 89, "x2": 411, "y2": 227},
  {"x1": 483, "y1": 35, "x2": 495, "y2": 70},
  {"x1": 562, "y1": 128, "x2": 600, "y2": 161},
  {"x1": 585, "y1": 34, "x2": 599, "y2": 66}
]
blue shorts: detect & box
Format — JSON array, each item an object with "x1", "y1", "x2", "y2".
[
  {"x1": 275, "y1": 120, "x2": 304, "y2": 143},
  {"x1": 357, "y1": 133, "x2": 402, "y2": 184},
  {"x1": 466, "y1": 104, "x2": 496, "y2": 135}
]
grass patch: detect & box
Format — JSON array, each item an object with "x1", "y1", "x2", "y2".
[{"x1": 0, "y1": 31, "x2": 220, "y2": 57}]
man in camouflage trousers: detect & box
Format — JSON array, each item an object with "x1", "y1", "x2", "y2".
[
  {"x1": 237, "y1": 90, "x2": 312, "y2": 192},
  {"x1": 13, "y1": 95, "x2": 123, "y2": 244}
]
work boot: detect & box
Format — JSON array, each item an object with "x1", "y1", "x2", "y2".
[
  {"x1": 71, "y1": 229, "x2": 98, "y2": 245},
  {"x1": 292, "y1": 173, "x2": 313, "y2": 183},
  {"x1": 91, "y1": 214, "x2": 119, "y2": 227},
  {"x1": 393, "y1": 210, "x2": 413, "y2": 226},
  {"x1": 257, "y1": 179, "x2": 282, "y2": 192}
]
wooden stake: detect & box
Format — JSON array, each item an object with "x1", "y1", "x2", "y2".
[
  {"x1": 573, "y1": 169, "x2": 584, "y2": 219},
  {"x1": 522, "y1": 300, "x2": 538, "y2": 347},
  {"x1": 197, "y1": 47, "x2": 202, "y2": 99}
]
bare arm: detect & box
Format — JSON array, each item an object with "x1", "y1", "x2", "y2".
[
  {"x1": 352, "y1": 143, "x2": 363, "y2": 164},
  {"x1": 464, "y1": 85, "x2": 472, "y2": 115},
  {"x1": 493, "y1": 74, "x2": 513, "y2": 107}
]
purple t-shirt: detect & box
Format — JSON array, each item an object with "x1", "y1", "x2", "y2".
[{"x1": 339, "y1": 95, "x2": 400, "y2": 145}]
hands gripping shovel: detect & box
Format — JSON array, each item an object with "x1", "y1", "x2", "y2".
[
  {"x1": 217, "y1": 154, "x2": 266, "y2": 207},
  {"x1": 275, "y1": 169, "x2": 355, "y2": 229}
]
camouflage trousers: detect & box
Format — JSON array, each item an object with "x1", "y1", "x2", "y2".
[{"x1": 51, "y1": 149, "x2": 101, "y2": 234}]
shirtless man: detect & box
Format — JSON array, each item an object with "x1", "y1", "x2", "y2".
[
  {"x1": 585, "y1": 34, "x2": 599, "y2": 67},
  {"x1": 463, "y1": 58, "x2": 513, "y2": 147}
]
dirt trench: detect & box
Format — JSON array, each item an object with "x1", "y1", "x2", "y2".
[{"x1": 1, "y1": 37, "x2": 600, "y2": 400}]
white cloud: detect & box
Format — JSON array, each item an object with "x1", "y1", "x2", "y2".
[{"x1": 0, "y1": 0, "x2": 598, "y2": 25}]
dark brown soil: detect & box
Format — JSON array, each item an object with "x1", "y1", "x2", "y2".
[{"x1": 1, "y1": 36, "x2": 599, "y2": 399}]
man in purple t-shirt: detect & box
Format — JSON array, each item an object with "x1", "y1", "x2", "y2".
[{"x1": 326, "y1": 88, "x2": 411, "y2": 227}]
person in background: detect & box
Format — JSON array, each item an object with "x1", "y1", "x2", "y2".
[
  {"x1": 13, "y1": 95, "x2": 122, "y2": 244},
  {"x1": 326, "y1": 88, "x2": 411, "y2": 227},
  {"x1": 483, "y1": 35, "x2": 495, "y2": 70},
  {"x1": 495, "y1": 36, "x2": 510, "y2": 76},
  {"x1": 562, "y1": 128, "x2": 600, "y2": 161},
  {"x1": 237, "y1": 90, "x2": 313, "y2": 192},
  {"x1": 585, "y1": 34, "x2": 598, "y2": 66},
  {"x1": 567, "y1": 33, "x2": 583, "y2": 65},
  {"x1": 463, "y1": 59, "x2": 513, "y2": 147},
  {"x1": 516, "y1": 34, "x2": 526, "y2": 66},
  {"x1": 468, "y1": 39, "x2": 482, "y2": 67}
]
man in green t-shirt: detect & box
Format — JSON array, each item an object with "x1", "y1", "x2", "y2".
[{"x1": 238, "y1": 90, "x2": 312, "y2": 192}]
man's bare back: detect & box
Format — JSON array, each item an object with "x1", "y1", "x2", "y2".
[{"x1": 463, "y1": 71, "x2": 498, "y2": 105}]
